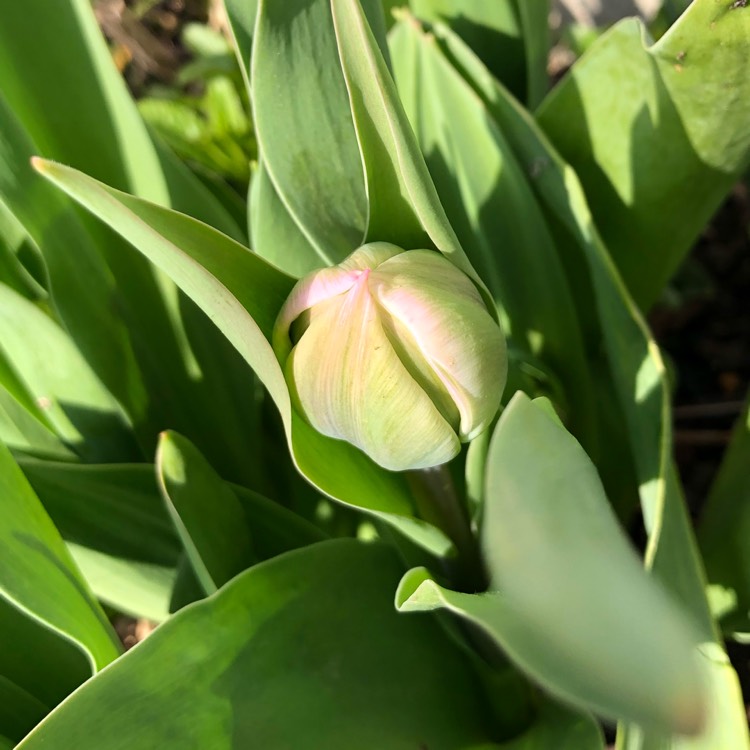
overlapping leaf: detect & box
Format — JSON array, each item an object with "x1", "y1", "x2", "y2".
[
  {"x1": 413, "y1": 23, "x2": 748, "y2": 746},
  {"x1": 0, "y1": 443, "x2": 120, "y2": 744},
  {"x1": 34, "y1": 160, "x2": 451, "y2": 557},
  {"x1": 17, "y1": 541, "x2": 494, "y2": 750},
  {"x1": 537, "y1": 0, "x2": 750, "y2": 308}
]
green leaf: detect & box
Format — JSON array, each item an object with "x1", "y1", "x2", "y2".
[
  {"x1": 0, "y1": 283, "x2": 137, "y2": 461},
  {"x1": 156, "y1": 431, "x2": 255, "y2": 595},
  {"x1": 0, "y1": 201, "x2": 45, "y2": 300},
  {"x1": 389, "y1": 18, "x2": 595, "y2": 445},
  {"x1": 0, "y1": 0, "x2": 262, "y2": 473},
  {"x1": 0, "y1": 597, "x2": 89, "y2": 740},
  {"x1": 0, "y1": 92, "x2": 153, "y2": 441},
  {"x1": 516, "y1": 0, "x2": 550, "y2": 110},
  {"x1": 430, "y1": 29, "x2": 748, "y2": 747},
  {"x1": 0, "y1": 442, "x2": 120, "y2": 675},
  {"x1": 537, "y1": 0, "x2": 750, "y2": 308},
  {"x1": 408, "y1": 1, "x2": 524, "y2": 96},
  {"x1": 0, "y1": 0, "x2": 242, "y2": 237},
  {"x1": 407, "y1": 0, "x2": 549, "y2": 108},
  {"x1": 331, "y1": 0, "x2": 488, "y2": 299},
  {"x1": 34, "y1": 158, "x2": 450, "y2": 558},
  {"x1": 223, "y1": 0, "x2": 259, "y2": 85},
  {"x1": 0, "y1": 384, "x2": 74, "y2": 462},
  {"x1": 249, "y1": 159, "x2": 322, "y2": 277},
  {"x1": 400, "y1": 393, "x2": 706, "y2": 734},
  {"x1": 0, "y1": 676, "x2": 47, "y2": 746},
  {"x1": 17, "y1": 540, "x2": 494, "y2": 750},
  {"x1": 699, "y1": 398, "x2": 750, "y2": 638},
  {"x1": 251, "y1": 0, "x2": 367, "y2": 261},
  {"x1": 19, "y1": 459, "x2": 181, "y2": 621}
]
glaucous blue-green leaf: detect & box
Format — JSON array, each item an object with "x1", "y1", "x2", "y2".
[
  {"x1": 331, "y1": 0, "x2": 491, "y2": 306},
  {"x1": 0, "y1": 675, "x2": 48, "y2": 747},
  {"x1": 537, "y1": 0, "x2": 750, "y2": 309},
  {"x1": 389, "y1": 17, "x2": 595, "y2": 446},
  {"x1": 249, "y1": 159, "x2": 322, "y2": 277},
  {"x1": 17, "y1": 540, "x2": 494, "y2": 750},
  {"x1": 34, "y1": 160, "x2": 450, "y2": 558},
  {"x1": 699, "y1": 398, "x2": 750, "y2": 639},
  {"x1": 0, "y1": 443, "x2": 120, "y2": 683},
  {"x1": 0, "y1": 201, "x2": 45, "y2": 300},
  {"x1": 0, "y1": 283, "x2": 136, "y2": 462},
  {"x1": 0, "y1": 0, "x2": 262, "y2": 471},
  {"x1": 0, "y1": 0, "x2": 242, "y2": 237},
  {"x1": 0, "y1": 597, "x2": 90, "y2": 744},
  {"x1": 19, "y1": 459, "x2": 181, "y2": 622},
  {"x1": 0, "y1": 384, "x2": 74, "y2": 462},
  {"x1": 157, "y1": 431, "x2": 255, "y2": 595},
  {"x1": 399, "y1": 393, "x2": 705, "y2": 734},
  {"x1": 432, "y1": 28, "x2": 748, "y2": 747},
  {"x1": 0, "y1": 92, "x2": 152, "y2": 440},
  {"x1": 0, "y1": 337, "x2": 74, "y2": 462},
  {"x1": 20, "y1": 457, "x2": 327, "y2": 622},
  {"x1": 251, "y1": 0, "x2": 367, "y2": 262},
  {"x1": 407, "y1": 0, "x2": 549, "y2": 107},
  {"x1": 223, "y1": 0, "x2": 258, "y2": 85}
]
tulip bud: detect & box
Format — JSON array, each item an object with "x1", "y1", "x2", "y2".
[{"x1": 273, "y1": 243, "x2": 507, "y2": 471}]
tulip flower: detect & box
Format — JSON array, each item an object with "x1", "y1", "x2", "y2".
[{"x1": 273, "y1": 243, "x2": 507, "y2": 471}]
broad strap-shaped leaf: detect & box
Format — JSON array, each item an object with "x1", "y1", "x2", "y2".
[
  {"x1": 0, "y1": 0, "x2": 265, "y2": 473},
  {"x1": 537, "y1": 0, "x2": 750, "y2": 309},
  {"x1": 20, "y1": 459, "x2": 181, "y2": 622},
  {"x1": 0, "y1": 201, "x2": 45, "y2": 301},
  {"x1": 249, "y1": 159, "x2": 322, "y2": 277},
  {"x1": 516, "y1": 0, "x2": 550, "y2": 110},
  {"x1": 0, "y1": 92, "x2": 152, "y2": 439},
  {"x1": 0, "y1": 597, "x2": 89, "y2": 744},
  {"x1": 389, "y1": 18, "x2": 596, "y2": 448},
  {"x1": 0, "y1": 675, "x2": 47, "y2": 747},
  {"x1": 20, "y1": 458, "x2": 327, "y2": 622},
  {"x1": 0, "y1": 0, "x2": 242, "y2": 237},
  {"x1": 0, "y1": 383, "x2": 74, "y2": 461},
  {"x1": 407, "y1": 0, "x2": 548, "y2": 108},
  {"x1": 400, "y1": 393, "x2": 705, "y2": 734},
  {"x1": 17, "y1": 540, "x2": 494, "y2": 750},
  {"x1": 34, "y1": 160, "x2": 451, "y2": 558},
  {"x1": 432, "y1": 28, "x2": 748, "y2": 747},
  {"x1": 698, "y1": 397, "x2": 750, "y2": 638},
  {"x1": 0, "y1": 442, "x2": 120, "y2": 676},
  {"x1": 251, "y1": 0, "x2": 368, "y2": 262},
  {"x1": 156, "y1": 431, "x2": 255, "y2": 595},
  {"x1": 331, "y1": 0, "x2": 491, "y2": 304},
  {"x1": 0, "y1": 283, "x2": 136, "y2": 462}
]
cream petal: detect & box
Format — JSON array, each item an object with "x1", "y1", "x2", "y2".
[
  {"x1": 371, "y1": 250, "x2": 506, "y2": 440},
  {"x1": 288, "y1": 271, "x2": 460, "y2": 470},
  {"x1": 272, "y1": 265, "x2": 361, "y2": 360}
]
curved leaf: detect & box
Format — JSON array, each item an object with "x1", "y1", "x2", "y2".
[
  {"x1": 34, "y1": 160, "x2": 450, "y2": 557},
  {"x1": 18, "y1": 540, "x2": 493, "y2": 750},
  {"x1": 331, "y1": 0, "x2": 491, "y2": 305},
  {"x1": 0, "y1": 283, "x2": 136, "y2": 461},
  {"x1": 251, "y1": 0, "x2": 367, "y2": 261},
  {"x1": 537, "y1": 0, "x2": 750, "y2": 308},
  {"x1": 389, "y1": 18, "x2": 595, "y2": 446},
  {"x1": 156, "y1": 431, "x2": 254, "y2": 595},
  {"x1": 0, "y1": 442, "x2": 120, "y2": 675}
]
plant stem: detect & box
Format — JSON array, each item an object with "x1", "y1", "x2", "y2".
[{"x1": 407, "y1": 464, "x2": 487, "y2": 592}]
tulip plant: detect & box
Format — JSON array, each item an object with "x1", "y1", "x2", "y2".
[{"x1": 1, "y1": 0, "x2": 749, "y2": 748}]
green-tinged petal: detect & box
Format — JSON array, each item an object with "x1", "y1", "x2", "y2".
[
  {"x1": 372, "y1": 250, "x2": 506, "y2": 440},
  {"x1": 288, "y1": 271, "x2": 459, "y2": 471},
  {"x1": 272, "y1": 266, "x2": 361, "y2": 361}
]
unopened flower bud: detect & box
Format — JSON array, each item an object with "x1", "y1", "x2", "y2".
[{"x1": 273, "y1": 243, "x2": 507, "y2": 471}]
